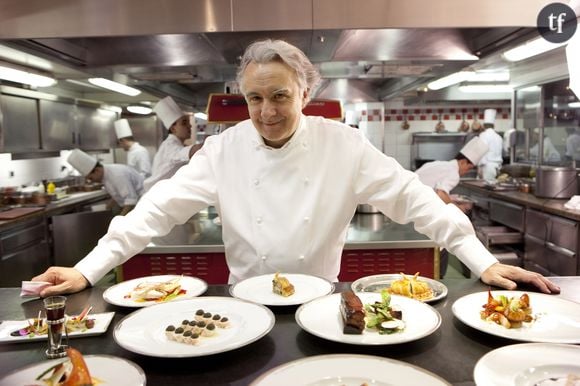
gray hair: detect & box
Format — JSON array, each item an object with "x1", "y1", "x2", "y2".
[{"x1": 236, "y1": 39, "x2": 321, "y2": 103}]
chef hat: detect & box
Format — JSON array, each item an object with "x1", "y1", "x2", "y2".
[
  {"x1": 114, "y1": 119, "x2": 133, "y2": 139},
  {"x1": 67, "y1": 149, "x2": 97, "y2": 176},
  {"x1": 344, "y1": 110, "x2": 359, "y2": 126},
  {"x1": 153, "y1": 96, "x2": 184, "y2": 129},
  {"x1": 460, "y1": 137, "x2": 489, "y2": 165},
  {"x1": 483, "y1": 109, "x2": 497, "y2": 124}
]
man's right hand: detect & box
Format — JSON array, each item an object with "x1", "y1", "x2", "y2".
[{"x1": 31, "y1": 267, "x2": 90, "y2": 297}]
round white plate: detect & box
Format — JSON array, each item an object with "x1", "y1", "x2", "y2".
[
  {"x1": 452, "y1": 291, "x2": 580, "y2": 343},
  {"x1": 295, "y1": 292, "x2": 441, "y2": 345},
  {"x1": 103, "y1": 274, "x2": 208, "y2": 307},
  {"x1": 114, "y1": 296, "x2": 275, "y2": 357},
  {"x1": 230, "y1": 273, "x2": 334, "y2": 306},
  {"x1": 474, "y1": 343, "x2": 580, "y2": 386},
  {"x1": 0, "y1": 355, "x2": 146, "y2": 386},
  {"x1": 351, "y1": 273, "x2": 448, "y2": 303},
  {"x1": 250, "y1": 354, "x2": 451, "y2": 386}
]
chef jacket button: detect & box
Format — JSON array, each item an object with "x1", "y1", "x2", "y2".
[
  {"x1": 256, "y1": 217, "x2": 262, "y2": 224},
  {"x1": 261, "y1": 255, "x2": 267, "y2": 260},
  {"x1": 253, "y1": 179, "x2": 259, "y2": 186},
  {"x1": 298, "y1": 254, "x2": 305, "y2": 260},
  {"x1": 304, "y1": 217, "x2": 310, "y2": 222}
]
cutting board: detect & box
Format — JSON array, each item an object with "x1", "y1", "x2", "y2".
[{"x1": 0, "y1": 207, "x2": 44, "y2": 220}]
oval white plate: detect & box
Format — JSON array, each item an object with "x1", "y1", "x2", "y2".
[
  {"x1": 474, "y1": 343, "x2": 580, "y2": 386},
  {"x1": 103, "y1": 274, "x2": 208, "y2": 307},
  {"x1": 351, "y1": 273, "x2": 448, "y2": 303},
  {"x1": 114, "y1": 296, "x2": 275, "y2": 357},
  {"x1": 250, "y1": 354, "x2": 451, "y2": 386},
  {"x1": 295, "y1": 292, "x2": 441, "y2": 345},
  {"x1": 230, "y1": 273, "x2": 334, "y2": 306},
  {"x1": 452, "y1": 291, "x2": 580, "y2": 343},
  {"x1": 0, "y1": 355, "x2": 146, "y2": 386}
]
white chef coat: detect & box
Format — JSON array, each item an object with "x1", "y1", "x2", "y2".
[
  {"x1": 75, "y1": 115, "x2": 498, "y2": 285},
  {"x1": 127, "y1": 142, "x2": 152, "y2": 178},
  {"x1": 530, "y1": 137, "x2": 561, "y2": 162},
  {"x1": 143, "y1": 134, "x2": 192, "y2": 191},
  {"x1": 478, "y1": 128, "x2": 503, "y2": 181},
  {"x1": 102, "y1": 164, "x2": 144, "y2": 207},
  {"x1": 565, "y1": 132, "x2": 580, "y2": 160},
  {"x1": 415, "y1": 160, "x2": 460, "y2": 194}
]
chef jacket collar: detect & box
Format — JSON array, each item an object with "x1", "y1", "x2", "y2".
[{"x1": 251, "y1": 114, "x2": 307, "y2": 151}]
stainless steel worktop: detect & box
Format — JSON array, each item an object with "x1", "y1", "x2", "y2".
[{"x1": 143, "y1": 209, "x2": 438, "y2": 254}]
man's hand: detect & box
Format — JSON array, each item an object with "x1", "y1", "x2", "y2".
[
  {"x1": 31, "y1": 267, "x2": 90, "y2": 297},
  {"x1": 480, "y1": 263, "x2": 561, "y2": 294}
]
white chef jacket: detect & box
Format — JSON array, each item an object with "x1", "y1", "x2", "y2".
[
  {"x1": 76, "y1": 115, "x2": 498, "y2": 285},
  {"x1": 530, "y1": 137, "x2": 561, "y2": 162},
  {"x1": 414, "y1": 160, "x2": 460, "y2": 194},
  {"x1": 127, "y1": 142, "x2": 152, "y2": 178},
  {"x1": 565, "y1": 132, "x2": 580, "y2": 160},
  {"x1": 102, "y1": 164, "x2": 144, "y2": 207},
  {"x1": 143, "y1": 134, "x2": 192, "y2": 191},
  {"x1": 478, "y1": 128, "x2": 503, "y2": 180}
]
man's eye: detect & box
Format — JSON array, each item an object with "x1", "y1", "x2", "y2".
[
  {"x1": 274, "y1": 94, "x2": 288, "y2": 100},
  {"x1": 248, "y1": 96, "x2": 261, "y2": 102}
]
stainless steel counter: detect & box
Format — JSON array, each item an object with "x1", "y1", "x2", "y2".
[{"x1": 142, "y1": 209, "x2": 437, "y2": 254}]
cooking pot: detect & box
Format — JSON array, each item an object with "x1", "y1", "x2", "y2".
[
  {"x1": 534, "y1": 166, "x2": 579, "y2": 199},
  {"x1": 356, "y1": 204, "x2": 380, "y2": 213}
]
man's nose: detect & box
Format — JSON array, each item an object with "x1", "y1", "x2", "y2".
[{"x1": 260, "y1": 100, "x2": 276, "y2": 118}]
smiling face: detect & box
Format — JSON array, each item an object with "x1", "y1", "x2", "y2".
[
  {"x1": 241, "y1": 61, "x2": 308, "y2": 148},
  {"x1": 170, "y1": 115, "x2": 192, "y2": 143}
]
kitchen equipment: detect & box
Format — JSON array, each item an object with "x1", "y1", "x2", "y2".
[
  {"x1": 356, "y1": 204, "x2": 380, "y2": 213},
  {"x1": 0, "y1": 207, "x2": 44, "y2": 220},
  {"x1": 534, "y1": 166, "x2": 578, "y2": 199}
]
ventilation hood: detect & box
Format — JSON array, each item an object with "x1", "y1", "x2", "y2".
[{"x1": 0, "y1": 0, "x2": 554, "y2": 112}]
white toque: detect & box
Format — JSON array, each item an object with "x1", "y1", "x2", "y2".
[
  {"x1": 460, "y1": 137, "x2": 490, "y2": 165},
  {"x1": 153, "y1": 96, "x2": 184, "y2": 129},
  {"x1": 67, "y1": 149, "x2": 97, "y2": 176},
  {"x1": 483, "y1": 109, "x2": 497, "y2": 125},
  {"x1": 114, "y1": 119, "x2": 133, "y2": 139}
]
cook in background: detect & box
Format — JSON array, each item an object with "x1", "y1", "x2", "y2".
[
  {"x1": 415, "y1": 137, "x2": 488, "y2": 209},
  {"x1": 565, "y1": 125, "x2": 580, "y2": 161},
  {"x1": 477, "y1": 109, "x2": 503, "y2": 181},
  {"x1": 68, "y1": 149, "x2": 144, "y2": 216},
  {"x1": 143, "y1": 96, "x2": 203, "y2": 192},
  {"x1": 530, "y1": 128, "x2": 561, "y2": 163},
  {"x1": 415, "y1": 137, "x2": 489, "y2": 277},
  {"x1": 114, "y1": 119, "x2": 152, "y2": 178},
  {"x1": 32, "y1": 39, "x2": 559, "y2": 297}
]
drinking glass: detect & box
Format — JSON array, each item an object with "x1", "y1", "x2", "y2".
[{"x1": 43, "y1": 295, "x2": 68, "y2": 358}]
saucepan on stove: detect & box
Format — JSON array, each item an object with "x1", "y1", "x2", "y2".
[{"x1": 534, "y1": 166, "x2": 579, "y2": 199}]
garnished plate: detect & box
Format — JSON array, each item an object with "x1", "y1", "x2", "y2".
[{"x1": 351, "y1": 273, "x2": 447, "y2": 303}]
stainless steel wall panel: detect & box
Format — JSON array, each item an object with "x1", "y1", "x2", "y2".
[
  {"x1": 232, "y1": 0, "x2": 313, "y2": 31},
  {"x1": 0, "y1": 94, "x2": 40, "y2": 152},
  {"x1": 75, "y1": 106, "x2": 117, "y2": 151},
  {"x1": 489, "y1": 199, "x2": 525, "y2": 232},
  {"x1": 39, "y1": 99, "x2": 75, "y2": 150}
]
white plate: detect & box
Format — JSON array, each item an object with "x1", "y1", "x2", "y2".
[
  {"x1": 230, "y1": 273, "x2": 334, "y2": 306},
  {"x1": 0, "y1": 354, "x2": 146, "y2": 386},
  {"x1": 295, "y1": 292, "x2": 441, "y2": 345},
  {"x1": 351, "y1": 273, "x2": 448, "y2": 303},
  {"x1": 114, "y1": 296, "x2": 275, "y2": 357},
  {"x1": 103, "y1": 274, "x2": 208, "y2": 307},
  {"x1": 452, "y1": 291, "x2": 580, "y2": 343},
  {"x1": 0, "y1": 312, "x2": 115, "y2": 344},
  {"x1": 250, "y1": 354, "x2": 451, "y2": 386},
  {"x1": 474, "y1": 343, "x2": 580, "y2": 386}
]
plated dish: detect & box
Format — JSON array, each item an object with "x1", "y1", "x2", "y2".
[
  {"x1": 351, "y1": 273, "x2": 448, "y2": 303},
  {"x1": 229, "y1": 273, "x2": 334, "y2": 306},
  {"x1": 103, "y1": 274, "x2": 207, "y2": 307},
  {"x1": 452, "y1": 291, "x2": 580, "y2": 343},
  {"x1": 250, "y1": 354, "x2": 451, "y2": 386},
  {"x1": 114, "y1": 296, "x2": 275, "y2": 357},
  {"x1": 0, "y1": 354, "x2": 146, "y2": 386},
  {"x1": 295, "y1": 292, "x2": 441, "y2": 345},
  {"x1": 473, "y1": 343, "x2": 580, "y2": 386},
  {"x1": 0, "y1": 312, "x2": 115, "y2": 344}
]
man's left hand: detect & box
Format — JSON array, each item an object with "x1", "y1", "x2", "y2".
[{"x1": 480, "y1": 262, "x2": 561, "y2": 294}]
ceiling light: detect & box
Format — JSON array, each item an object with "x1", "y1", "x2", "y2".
[
  {"x1": 503, "y1": 37, "x2": 566, "y2": 62},
  {"x1": 194, "y1": 112, "x2": 207, "y2": 120},
  {"x1": 470, "y1": 71, "x2": 510, "y2": 82},
  {"x1": 0, "y1": 65, "x2": 56, "y2": 87},
  {"x1": 126, "y1": 105, "x2": 152, "y2": 114},
  {"x1": 428, "y1": 71, "x2": 472, "y2": 90},
  {"x1": 459, "y1": 84, "x2": 513, "y2": 93},
  {"x1": 569, "y1": 102, "x2": 580, "y2": 108},
  {"x1": 88, "y1": 78, "x2": 141, "y2": 96}
]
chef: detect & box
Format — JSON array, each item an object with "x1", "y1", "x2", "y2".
[
  {"x1": 33, "y1": 39, "x2": 559, "y2": 297},
  {"x1": 530, "y1": 128, "x2": 562, "y2": 162},
  {"x1": 415, "y1": 137, "x2": 489, "y2": 207},
  {"x1": 477, "y1": 109, "x2": 503, "y2": 181},
  {"x1": 114, "y1": 119, "x2": 152, "y2": 178},
  {"x1": 143, "y1": 96, "x2": 202, "y2": 192},
  {"x1": 68, "y1": 149, "x2": 144, "y2": 216}
]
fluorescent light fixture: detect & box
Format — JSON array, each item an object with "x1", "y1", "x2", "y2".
[
  {"x1": 470, "y1": 71, "x2": 510, "y2": 82},
  {"x1": 428, "y1": 70, "x2": 511, "y2": 90},
  {"x1": 428, "y1": 71, "x2": 472, "y2": 90},
  {"x1": 194, "y1": 112, "x2": 207, "y2": 120},
  {"x1": 88, "y1": 78, "x2": 141, "y2": 96},
  {"x1": 126, "y1": 105, "x2": 152, "y2": 115},
  {"x1": 105, "y1": 106, "x2": 123, "y2": 114},
  {"x1": 503, "y1": 37, "x2": 566, "y2": 62},
  {"x1": 569, "y1": 102, "x2": 580, "y2": 108},
  {"x1": 459, "y1": 84, "x2": 513, "y2": 93},
  {"x1": 0, "y1": 65, "x2": 56, "y2": 87}
]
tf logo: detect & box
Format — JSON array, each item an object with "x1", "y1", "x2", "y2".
[{"x1": 537, "y1": 2, "x2": 577, "y2": 43}]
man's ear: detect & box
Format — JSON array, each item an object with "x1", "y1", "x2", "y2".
[{"x1": 301, "y1": 88, "x2": 310, "y2": 108}]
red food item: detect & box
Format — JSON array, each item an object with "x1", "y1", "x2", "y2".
[
  {"x1": 62, "y1": 347, "x2": 92, "y2": 386},
  {"x1": 340, "y1": 291, "x2": 365, "y2": 334}
]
